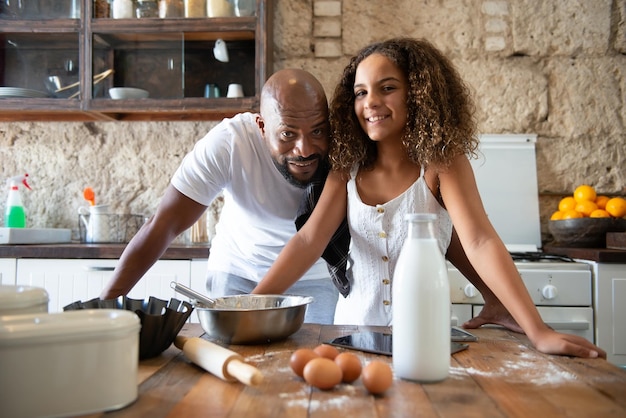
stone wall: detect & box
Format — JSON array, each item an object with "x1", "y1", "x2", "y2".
[{"x1": 1, "y1": 0, "x2": 624, "y2": 245}]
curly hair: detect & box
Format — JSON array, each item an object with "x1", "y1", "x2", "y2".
[{"x1": 329, "y1": 37, "x2": 479, "y2": 173}]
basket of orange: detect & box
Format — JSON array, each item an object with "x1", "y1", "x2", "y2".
[{"x1": 549, "y1": 185, "x2": 626, "y2": 247}]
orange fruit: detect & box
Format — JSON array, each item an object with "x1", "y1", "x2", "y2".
[
  {"x1": 550, "y1": 211, "x2": 564, "y2": 220},
  {"x1": 595, "y1": 195, "x2": 610, "y2": 209},
  {"x1": 558, "y1": 196, "x2": 577, "y2": 212},
  {"x1": 590, "y1": 209, "x2": 610, "y2": 218},
  {"x1": 562, "y1": 209, "x2": 583, "y2": 219},
  {"x1": 605, "y1": 197, "x2": 626, "y2": 218},
  {"x1": 575, "y1": 200, "x2": 598, "y2": 217},
  {"x1": 574, "y1": 185, "x2": 596, "y2": 203}
]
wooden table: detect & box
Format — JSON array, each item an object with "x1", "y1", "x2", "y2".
[{"x1": 91, "y1": 324, "x2": 626, "y2": 418}]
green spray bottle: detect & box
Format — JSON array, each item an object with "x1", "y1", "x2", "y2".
[{"x1": 5, "y1": 174, "x2": 31, "y2": 228}]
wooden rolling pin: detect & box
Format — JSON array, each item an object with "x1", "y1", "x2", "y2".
[{"x1": 174, "y1": 336, "x2": 264, "y2": 386}]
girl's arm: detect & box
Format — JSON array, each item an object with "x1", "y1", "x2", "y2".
[
  {"x1": 439, "y1": 154, "x2": 605, "y2": 359},
  {"x1": 252, "y1": 171, "x2": 348, "y2": 294}
]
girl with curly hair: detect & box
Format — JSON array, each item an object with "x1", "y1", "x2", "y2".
[{"x1": 254, "y1": 38, "x2": 604, "y2": 359}]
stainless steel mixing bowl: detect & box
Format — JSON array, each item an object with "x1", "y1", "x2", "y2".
[{"x1": 195, "y1": 294, "x2": 313, "y2": 344}]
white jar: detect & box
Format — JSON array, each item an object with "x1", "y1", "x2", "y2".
[
  {"x1": 112, "y1": 0, "x2": 135, "y2": 18},
  {"x1": 0, "y1": 310, "x2": 140, "y2": 417},
  {"x1": 0, "y1": 285, "x2": 49, "y2": 315}
]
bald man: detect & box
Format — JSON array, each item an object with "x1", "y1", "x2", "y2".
[{"x1": 100, "y1": 69, "x2": 340, "y2": 323}]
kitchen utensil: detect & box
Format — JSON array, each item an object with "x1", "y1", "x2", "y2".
[
  {"x1": 226, "y1": 83, "x2": 244, "y2": 98},
  {"x1": 171, "y1": 282, "x2": 312, "y2": 344},
  {"x1": 175, "y1": 336, "x2": 264, "y2": 385},
  {"x1": 83, "y1": 186, "x2": 95, "y2": 206},
  {"x1": 52, "y1": 69, "x2": 113, "y2": 99},
  {"x1": 171, "y1": 281, "x2": 217, "y2": 306},
  {"x1": 109, "y1": 87, "x2": 150, "y2": 99},
  {"x1": 77, "y1": 212, "x2": 145, "y2": 243},
  {"x1": 0, "y1": 310, "x2": 140, "y2": 418},
  {"x1": 0, "y1": 87, "x2": 48, "y2": 98},
  {"x1": 213, "y1": 38, "x2": 229, "y2": 62},
  {"x1": 78, "y1": 204, "x2": 112, "y2": 243},
  {"x1": 549, "y1": 217, "x2": 626, "y2": 248},
  {"x1": 64, "y1": 295, "x2": 194, "y2": 359},
  {"x1": 195, "y1": 295, "x2": 312, "y2": 344}
]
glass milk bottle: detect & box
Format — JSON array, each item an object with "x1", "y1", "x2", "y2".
[{"x1": 392, "y1": 213, "x2": 450, "y2": 382}]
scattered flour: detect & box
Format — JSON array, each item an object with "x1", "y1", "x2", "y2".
[{"x1": 450, "y1": 349, "x2": 579, "y2": 386}]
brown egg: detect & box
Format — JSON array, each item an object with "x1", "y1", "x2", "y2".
[
  {"x1": 289, "y1": 348, "x2": 319, "y2": 378},
  {"x1": 313, "y1": 344, "x2": 340, "y2": 360},
  {"x1": 334, "y1": 352, "x2": 362, "y2": 383},
  {"x1": 303, "y1": 357, "x2": 343, "y2": 390},
  {"x1": 362, "y1": 360, "x2": 393, "y2": 395}
]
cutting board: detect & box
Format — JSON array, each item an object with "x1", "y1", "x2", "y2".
[
  {"x1": 0, "y1": 228, "x2": 72, "y2": 244},
  {"x1": 607, "y1": 232, "x2": 626, "y2": 250}
]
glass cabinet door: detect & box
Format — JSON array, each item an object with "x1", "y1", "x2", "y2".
[
  {"x1": 1, "y1": 33, "x2": 80, "y2": 99},
  {"x1": 0, "y1": 0, "x2": 80, "y2": 19},
  {"x1": 92, "y1": 32, "x2": 255, "y2": 100}
]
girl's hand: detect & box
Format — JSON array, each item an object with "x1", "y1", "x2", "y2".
[{"x1": 530, "y1": 329, "x2": 607, "y2": 359}]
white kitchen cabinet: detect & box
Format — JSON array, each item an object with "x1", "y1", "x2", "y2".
[
  {"x1": 0, "y1": 258, "x2": 17, "y2": 285},
  {"x1": 592, "y1": 262, "x2": 626, "y2": 366},
  {"x1": 188, "y1": 259, "x2": 209, "y2": 323},
  {"x1": 16, "y1": 259, "x2": 191, "y2": 313}
]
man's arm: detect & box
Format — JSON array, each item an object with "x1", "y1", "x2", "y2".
[{"x1": 99, "y1": 185, "x2": 208, "y2": 299}]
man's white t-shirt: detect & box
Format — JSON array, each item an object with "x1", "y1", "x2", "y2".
[{"x1": 171, "y1": 112, "x2": 329, "y2": 282}]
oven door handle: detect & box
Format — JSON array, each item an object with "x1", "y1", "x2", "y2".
[{"x1": 544, "y1": 320, "x2": 589, "y2": 331}]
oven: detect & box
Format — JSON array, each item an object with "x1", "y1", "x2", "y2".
[
  {"x1": 449, "y1": 257, "x2": 594, "y2": 343},
  {"x1": 450, "y1": 134, "x2": 595, "y2": 343}
]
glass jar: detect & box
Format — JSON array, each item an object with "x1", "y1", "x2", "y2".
[
  {"x1": 233, "y1": 0, "x2": 255, "y2": 17},
  {"x1": 136, "y1": 0, "x2": 158, "y2": 17},
  {"x1": 70, "y1": 0, "x2": 81, "y2": 18},
  {"x1": 94, "y1": 0, "x2": 110, "y2": 18},
  {"x1": 111, "y1": 0, "x2": 134, "y2": 18},
  {"x1": 184, "y1": 0, "x2": 205, "y2": 17},
  {"x1": 207, "y1": 0, "x2": 232, "y2": 17},
  {"x1": 2, "y1": 0, "x2": 24, "y2": 18},
  {"x1": 159, "y1": 0, "x2": 183, "y2": 17}
]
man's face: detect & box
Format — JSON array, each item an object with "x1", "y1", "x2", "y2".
[{"x1": 259, "y1": 102, "x2": 330, "y2": 188}]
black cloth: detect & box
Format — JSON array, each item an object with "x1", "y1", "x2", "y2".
[{"x1": 296, "y1": 173, "x2": 351, "y2": 297}]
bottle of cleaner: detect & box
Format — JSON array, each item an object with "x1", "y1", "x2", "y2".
[
  {"x1": 5, "y1": 174, "x2": 31, "y2": 228},
  {"x1": 392, "y1": 213, "x2": 450, "y2": 382}
]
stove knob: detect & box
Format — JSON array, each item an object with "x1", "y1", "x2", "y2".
[
  {"x1": 464, "y1": 284, "x2": 478, "y2": 298},
  {"x1": 541, "y1": 284, "x2": 558, "y2": 300}
]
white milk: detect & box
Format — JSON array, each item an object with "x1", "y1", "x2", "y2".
[{"x1": 392, "y1": 214, "x2": 450, "y2": 382}]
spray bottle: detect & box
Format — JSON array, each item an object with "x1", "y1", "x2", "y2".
[{"x1": 5, "y1": 174, "x2": 31, "y2": 228}]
